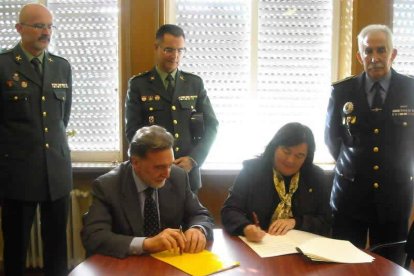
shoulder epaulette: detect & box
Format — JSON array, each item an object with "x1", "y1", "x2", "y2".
[
  {"x1": 0, "y1": 48, "x2": 13, "y2": 55},
  {"x1": 48, "y1": 52, "x2": 70, "y2": 63},
  {"x1": 331, "y1": 75, "x2": 356, "y2": 86},
  {"x1": 131, "y1": 70, "x2": 150, "y2": 79}
]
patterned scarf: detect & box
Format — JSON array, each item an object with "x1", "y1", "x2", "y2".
[{"x1": 270, "y1": 169, "x2": 300, "y2": 223}]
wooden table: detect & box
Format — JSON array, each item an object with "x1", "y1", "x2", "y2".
[{"x1": 70, "y1": 229, "x2": 412, "y2": 276}]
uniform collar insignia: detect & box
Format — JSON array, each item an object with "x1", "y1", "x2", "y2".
[
  {"x1": 15, "y1": 55, "x2": 22, "y2": 62},
  {"x1": 48, "y1": 57, "x2": 53, "y2": 62}
]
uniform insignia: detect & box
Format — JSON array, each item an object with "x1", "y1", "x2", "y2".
[
  {"x1": 148, "y1": 116, "x2": 155, "y2": 124},
  {"x1": 51, "y1": 83, "x2": 69, "y2": 88},
  {"x1": 155, "y1": 95, "x2": 160, "y2": 101},
  {"x1": 48, "y1": 57, "x2": 53, "y2": 62},
  {"x1": 6, "y1": 80, "x2": 13, "y2": 87},
  {"x1": 343, "y1": 102, "x2": 354, "y2": 114},
  {"x1": 13, "y1": 73, "x2": 19, "y2": 81},
  {"x1": 21, "y1": 81, "x2": 28, "y2": 88},
  {"x1": 15, "y1": 55, "x2": 22, "y2": 61},
  {"x1": 179, "y1": 75, "x2": 185, "y2": 80},
  {"x1": 141, "y1": 96, "x2": 147, "y2": 102},
  {"x1": 148, "y1": 96, "x2": 154, "y2": 101},
  {"x1": 150, "y1": 76, "x2": 155, "y2": 81}
]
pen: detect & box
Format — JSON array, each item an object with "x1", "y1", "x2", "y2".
[
  {"x1": 179, "y1": 225, "x2": 184, "y2": 255},
  {"x1": 252, "y1": 212, "x2": 260, "y2": 227}
]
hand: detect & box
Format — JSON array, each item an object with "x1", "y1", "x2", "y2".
[
  {"x1": 143, "y1": 228, "x2": 186, "y2": 253},
  {"x1": 173, "y1": 156, "x2": 194, "y2": 173},
  {"x1": 243, "y1": 224, "x2": 266, "y2": 242},
  {"x1": 268, "y1": 218, "x2": 296, "y2": 236},
  {"x1": 184, "y1": 227, "x2": 206, "y2": 253}
]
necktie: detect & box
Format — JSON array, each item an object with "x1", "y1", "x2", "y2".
[
  {"x1": 144, "y1": 188, "x2": 159, "y2": 237},
  {"x1": 371, "y1": 82, "x2": 383, "y2": 110},
  {"x1": 31, "y1": 58, "x2": 42, "y2": 78},
  {"x1": 166, "y1": 74, "x2": 174, "y2": 94}
]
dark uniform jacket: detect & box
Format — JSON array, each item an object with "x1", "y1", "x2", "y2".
[
  {"x1": 81, "y1": 161, "x2": 214, "y2": 258},
  {"x1": 325, "y1": 69, "x2": 414, "y2": 223},
  {"x1": 221, "y1": 158, "x2": 332, "y2": 237},
  {"x1": 0, "y1": 44, "x2": 72, "y2": 201},
  {"x1": 125, "y1": 68, "x2": 218, "y2": 192}
]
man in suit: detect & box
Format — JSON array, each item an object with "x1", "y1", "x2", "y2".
[
  {"x1": 125, "y1": 24, "x2": 219, "y2": 193},
  {"x1": 81, "y1": 125, "x2": 214, "y2": 258},
  {"x1": 0, "y1": 3, "x2": 72, "y2": 276},
  {"x1": 325, "y1": 24, "x2": 414, "y2": 261}
]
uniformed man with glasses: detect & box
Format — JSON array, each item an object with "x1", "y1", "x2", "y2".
[
  {"x1": 125, "y1": 24, "x2": 219, "y2": 194},
  {"x1": 0, "y1": 3, "x2": 72, "y2": 276}
]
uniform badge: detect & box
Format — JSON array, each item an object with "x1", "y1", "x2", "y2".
[
  {"x1": 48, "y1": 57, "x2": 53, "y2": 62},
  {"x1": 141, "y1": 96, "x2": 147, "y2": 102},
  {"x1": 148, "y1": 116, "x2": 155, "y2": 124},
  {"x1": 150, "y1": 76, "x2": 155, "y2": 81},
  {"x1": 155, "y1": 95, "x2": 160, "y2": 101},
  {"x1": 179, "y1": 75, "x2": 184, "y2": 80},
  {"x1": 6, "y1": 80, "x2": 13, "y2": 87},
  {"x1": 343, "y1": 102, "x2": 354, "y2": 114},
  {"x1": 13, "y1": 73, "x2": 19, "y2": 81},
  {"x1": 15, "y1": 55, "x2": 22, "y2": 61},
  {"x1": 148, "y1": 96, "x2": 154, "y2": 101},
  {"x1": 21, "y1": 81, "x2": 28, "y2": 88}
]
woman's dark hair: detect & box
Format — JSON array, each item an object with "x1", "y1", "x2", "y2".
[{"x1": 261, "y1": 122, "x2": 316, "y2": 170}]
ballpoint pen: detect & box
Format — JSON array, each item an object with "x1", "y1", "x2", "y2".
[{"x1": 252, "y1": 212, "x2": 260, "y2": 227}]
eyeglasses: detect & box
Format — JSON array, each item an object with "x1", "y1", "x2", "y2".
[
  {"x1": 20, "y1": 23, "x2": 56, "y2": 31},
  {"x1": 161, "y1": 47, "x2": 187, "y2": 56}
]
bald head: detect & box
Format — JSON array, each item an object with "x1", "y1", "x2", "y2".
[{"x1": 19, "y1": 3, "x2": 52, "y2": 24}]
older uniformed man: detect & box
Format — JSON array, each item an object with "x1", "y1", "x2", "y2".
[
  {"x1": 325, "y1": 24, "x2": 414, "y2": 262},
  {"x1": 125, "y1": 24, "x2": 218, "y2": 193},
  {"x1": 0, "y1": 3, "x2": 72, "y2": 276}
]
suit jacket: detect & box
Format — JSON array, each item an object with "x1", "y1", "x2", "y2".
[
  {"x1": 81, "y1": 161, "x2": 214, "y2": 258},
  {"x1": 0, "y1": 44, "x2": 72, "y2": 201},
  {"x1": 125, "y1": 68, "x2": 219, "y2": 192},
  {"x1": 325, "y1": 69, "x2": 414, "y2": 222},
  {"x1": 221, "y1": 158, "x2": 332, "y2": 237}
]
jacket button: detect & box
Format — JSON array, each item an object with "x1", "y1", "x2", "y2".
[
  {"x1": 373, "y1": 165, "x2": 379, "y2": 170},
  {"x1": 45, "y1": 143, "x2": 49, "y2": 149},
  {"x1": 14, "y1": 96, "x2": 18, "y2": 100},
  {"x1": 373, "y1": 182, "x2": 379, "y2": 189},
  {"x1": 43, "y1": 111, "x2": 47, "y2": 117},
  {"x1": 42, "y1": 96, "x2": 46, "y2": 101},
  {"x1": 175, "y1": 147, "x2": 180, "y2": 152},
  {"x1": 173, "y1": 120, "x2": 178, "y2": 125},
  {"x1": 373, "y1": 147, "x2": 379, "y2": 153},
  {"x1": 171, "y1": 105, "x2": 176, "y2": 111},
  {"x1": 175, "y1": 133, "x2": 179, "y2": 138},
  {"x1": 402, "y1": 122, "x2": 408, "y2": 127},
  {"x1": 44, "y1": 127, "x2": 48, "y2": 133},
  {"x1": 373, "y1": 128, "x2": 380, "y2": 134},
  {"x1": 149, "y1": 107, "x2": 153, "y2": 111}
]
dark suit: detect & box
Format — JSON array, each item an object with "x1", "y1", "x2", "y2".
[
  {"x1": 0, "y1": 44, "x2": 72, "y2": 276},
  {"x1": 81, "y1": 161, "x2": 214, "y2": 258},
  {"x1": 125, "y1": 68, "x2": 218, "y2": 192},
  {"x1": 221, "y1": 158, "x2": 332, "y2": 237},
  {"x1": 325, "y1": 70, "x2": 414, "y2": 249}
]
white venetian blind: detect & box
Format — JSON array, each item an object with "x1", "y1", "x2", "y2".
[
  {"x1": 393, "y1": 0, "x2": 414, "y2": 75},
  {"x1": 174, "y1": 0, "x2": 333, "y2": 168},
  {"x1": 0, "y1": 0, "x2": 120, "y2": 161}
]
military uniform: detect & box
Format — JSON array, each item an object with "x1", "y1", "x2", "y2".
[
  {"x1": 125, "y1": 68, "x2": 218, "y2": 192},
  {"x1": 0, "y1": 44, "x2": 72, "y2": 276},
  {"x1": 325, "y1": 69, "x2": 414, "y2": 250}
]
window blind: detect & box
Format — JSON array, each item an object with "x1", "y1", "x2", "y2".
[
  {"x1": 175, "y1": 0, "x2": 333, "y2": 168},
  {"x1": 393, "y1": 0, "x2": 414, "y2": 75}
]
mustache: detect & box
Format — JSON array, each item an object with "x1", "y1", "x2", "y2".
[
  {"x1": 368, "y1": 62, "x2": 384, "y2": 70},
  {"x1": 38, "y1": 35, "x2": 50, "y2": 42}
]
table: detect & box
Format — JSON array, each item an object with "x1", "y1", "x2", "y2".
[{"x1": 70, "y1": 229, "x2": 412, "y2": 276}]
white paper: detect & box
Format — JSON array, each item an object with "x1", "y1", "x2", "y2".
[{"x1": 239, "y1": 230, "x2": 375, "y2": 263}]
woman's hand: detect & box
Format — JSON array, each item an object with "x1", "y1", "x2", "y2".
[
  {"x1": 268, "y1": 218, "x2": 296, "y2": 235},
  {"x1": 243, "y1": 224, "x2": 266, "y2": 242}
]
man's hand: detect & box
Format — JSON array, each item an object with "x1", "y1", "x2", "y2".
[
  {"x1": 184, "y1": 227, "x2": 206, "y2": 253},
  {"x1": 143, "y1": 228, "x2": 186, "y2": 253},
  {"x1": 173, "y1": 156, "x2": 195, "y2": 173},
  {"x1": 268, "y1": 218, "x2": 296, "y2": 236},
  {"x1": 243, "y1": 224, "x2": 266, "y2": 242}
]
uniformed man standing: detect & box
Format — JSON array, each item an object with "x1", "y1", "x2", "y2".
[
  {"x1": 325, "y1": 24, "x2": 414, "y2": 262},
  {"x1": 0, "y1": 4, "x2": 72, "y2": 276},
  {"x1": 125, "y1": 24, "x2": 218, "y2": 193}
]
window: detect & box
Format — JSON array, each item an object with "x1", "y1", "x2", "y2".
[
  {"x1": 0, "y1": 0, "x2": 120, "y2": 162},
  {"x1": 393, "y1": 0, "x2": 414, "y2": 75},
  {"x1": 170, "y1": 0, "x2": 335, "y2": 168}
]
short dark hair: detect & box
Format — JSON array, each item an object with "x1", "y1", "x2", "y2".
[
  {"x1": 261, "y1": 122, "x2": 316, "y2": 170},
  {"x1": 155, "y1": 24, "x2": 185, "y2": 41},
  {"x1": 128, "y1": 125, "x2": 174, "y2": 158}
]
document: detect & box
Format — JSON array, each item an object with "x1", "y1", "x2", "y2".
[
  {"x1": 239, "y1": 229, "x2": 374, "y2": 263},
  {"x1": 151, "y1": 250, "x2": 239, "y2": 276}
]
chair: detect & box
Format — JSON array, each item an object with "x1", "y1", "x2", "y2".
[
  {"x1": 369, "y1": 240, "x2": 407, "y2": 267},
  {"x1": 405, "y1": 221, "x2": 414, "y2": 268}
]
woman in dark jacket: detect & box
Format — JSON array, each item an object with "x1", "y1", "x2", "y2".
[{"x1": 221, "y1": 122, "x2": 332, "y2": 242}]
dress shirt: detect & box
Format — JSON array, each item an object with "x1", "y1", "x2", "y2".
[
  {"x1": 364, "y1": 71, "x2": 391, "y2": 108},
  {"x1": 155, "y1": 66, "x2": 177, "y2": 89}
]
